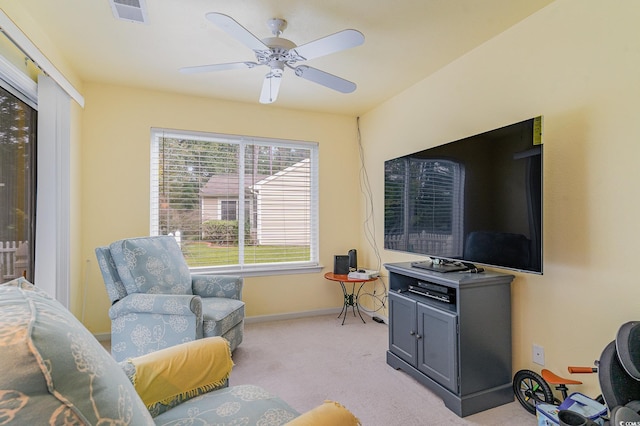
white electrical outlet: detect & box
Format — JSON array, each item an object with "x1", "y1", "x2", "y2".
[{"x1": 533, "y1": 344, "x2": 545, "y2": 366}]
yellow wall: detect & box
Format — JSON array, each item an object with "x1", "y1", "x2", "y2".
[
  {"x1": 358, "y1": 0, "x2": 640, "y2": 395},
  {"x1": 80, "y1": 83, "x2": 361, "y2": 333},
  {"x1": 0, "y1": 3, "x2": 81, "y2": 87}
]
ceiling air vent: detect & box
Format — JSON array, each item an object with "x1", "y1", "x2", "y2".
[{"x1": 110, "y1": 0, "x2": 148, "y2": 24}]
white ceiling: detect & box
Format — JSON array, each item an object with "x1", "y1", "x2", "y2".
[{"x1": 17, "y1": 0, "x2": 555, "y2": 115}]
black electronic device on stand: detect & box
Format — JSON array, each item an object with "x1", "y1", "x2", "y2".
[
  {"x1": 411, "y1": 258, "x2": 468, "y2": 273},
  {"x1": 333, "y1": 255, "x2": 349, "y2": 274},
  {"x1": 348, "y1": 249, "x2": 357, "y2": 271}
]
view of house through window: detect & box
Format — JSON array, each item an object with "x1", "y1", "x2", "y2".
[
  {"x1": 151, "y1": 129, "x2": 319, "y2": 272},
  {"x1": 0, "y1": 85, "x2": 36, "y2": 283}
]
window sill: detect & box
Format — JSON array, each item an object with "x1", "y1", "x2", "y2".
[{"x1": 191, "y1": 264, "x2": 324, "y2": 278}]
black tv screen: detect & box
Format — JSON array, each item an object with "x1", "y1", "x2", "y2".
[{"x1": 384, "y1": 116, "x2": 543, "y2": 274}]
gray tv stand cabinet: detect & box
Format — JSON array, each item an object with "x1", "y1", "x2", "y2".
[{"x1": 384, "y1": 262, "x2": 515, "y2": 417}]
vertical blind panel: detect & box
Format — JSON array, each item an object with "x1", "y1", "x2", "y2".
[{"x1": 151, "y1": 130, "x2": 317, "y2": 268}]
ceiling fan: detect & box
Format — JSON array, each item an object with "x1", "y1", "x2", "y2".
[{"x1": 180, "y1": 13, "x2": 365, "y2": 104}]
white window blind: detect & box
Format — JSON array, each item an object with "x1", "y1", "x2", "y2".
[{"x1": 151, "y1": 128, "x2": 319, "y2": 274}]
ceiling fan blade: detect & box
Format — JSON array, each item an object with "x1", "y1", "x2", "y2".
[
  {"x1": 179, "y1": 62, "x2": 259, "y2": 74},
  {"x1": 294, "y1": 65, "x2": 356, "y2": 93},
  {"x1": 292, "y1": 29, "x2": 364, "y2": 61},
  {"x1": 259, "y1": 73, "x2": 282, "y2": 104},
  {"x1": 206, "y1": 13, "x2": 269, "y2": 52}
]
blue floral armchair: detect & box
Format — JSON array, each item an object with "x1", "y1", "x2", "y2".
[{"x1": 95, "y1": 235, "x2": 245, "y2": 361}]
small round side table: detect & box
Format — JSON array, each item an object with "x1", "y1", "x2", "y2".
[{"x1": 324, "y1": 272, "x2": 377, "y2": 325}]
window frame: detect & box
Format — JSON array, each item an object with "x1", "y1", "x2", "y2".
[{"x1": 150, "y1": 128, "x2": 321, "y2": 277}]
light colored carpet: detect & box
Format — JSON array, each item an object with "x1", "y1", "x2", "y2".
[{"x1": 230, "y1": 313, "x2": 537, "y2": 425}]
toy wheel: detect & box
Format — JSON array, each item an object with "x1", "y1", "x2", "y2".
[{"x1": 513, "y1": 369, "x2": 555, "y2": 415}]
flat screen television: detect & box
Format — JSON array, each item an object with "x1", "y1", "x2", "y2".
[{"x1": 384, "y1": 116, "x2": 543, "y2": 274}]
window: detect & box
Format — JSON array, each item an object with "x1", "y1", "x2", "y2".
[
  {"x1": 220, "y1": 200, "x2": 237, "y2": 221},
  {"x1": 0, "y1": 85, "x2": 36, "y2": 283},
  {"x1": 151, "y1": 128, "x2": 319, "y2": 274}
]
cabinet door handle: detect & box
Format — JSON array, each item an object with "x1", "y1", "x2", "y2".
[
  {"x1": 416, "y1": 334, "x2": 422, "y2": 340},
  {"x1": 409, "y1": 330, "x2": 415, "y2": 336}
]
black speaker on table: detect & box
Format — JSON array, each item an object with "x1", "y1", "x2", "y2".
[
  {"x1": 348, "y1": 249, "x2": 357, "y2": 271},
  {"x1": 334, "y1": 255, "x2": 350, "y2": 275}
]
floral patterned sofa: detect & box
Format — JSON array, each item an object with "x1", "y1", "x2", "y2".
[
  {"x1": 95, "y1": 235, "x2": 245, "y2": 361},
  {"x1": 0, "y1": 278, "x2": 360, "y2": 425}
]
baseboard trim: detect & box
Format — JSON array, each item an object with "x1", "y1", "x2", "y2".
[
  {"x1": 246, "y1": 308, "x2": 388, "y2": 324},
  {"x1": 245, "y1": 307, "x2": 343, "y2": 324}
]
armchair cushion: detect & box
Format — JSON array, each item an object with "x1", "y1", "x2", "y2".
[
  {"x1": 152, "y1": 384, "x2": 299, "y2": 425},
  {"x1": 108, "y1": 293, "x2": 203, "y2": 360},
  {"x1": 109, "y1": 236, "x2": 192, "y2": 295},
  {"x1": 202, "y1": 297, "x2": 245, "y2": 337},
  {"x1": 0, "y1": 278, "x2": 154, "y2": 425},
  {"x1": 127, "y1": 337, "x2": 233, "y2": 408}
]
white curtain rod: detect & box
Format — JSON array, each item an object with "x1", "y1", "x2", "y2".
[{"x1": 0, "y1": 9, "x2": 85, "y2": 107}]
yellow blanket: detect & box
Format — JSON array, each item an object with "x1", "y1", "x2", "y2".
[{"x1": 129, "y1": 337, "x2": 233, "y2": 407}]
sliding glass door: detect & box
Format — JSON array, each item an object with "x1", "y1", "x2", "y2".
[{"x1": 0, "y1": 85, "x2": 36, "y2": 282}]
